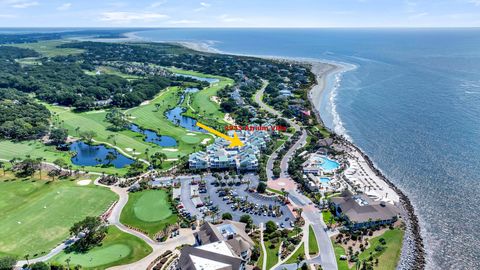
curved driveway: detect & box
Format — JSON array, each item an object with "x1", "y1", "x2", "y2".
[{"x1": 254, "y1": 86, "x2": 337, "y2": 270}]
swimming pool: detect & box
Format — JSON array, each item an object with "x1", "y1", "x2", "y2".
[
  {"x1": 317, "y1": 156, "x2": 340, "y2": 172},
  {"x1": 319, "y1": 177, "x2": 331, "y2": 184}
]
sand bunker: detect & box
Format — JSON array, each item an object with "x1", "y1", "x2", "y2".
[
  {"x1": 85, "y1": 110, "x2": 105, "y2": 114},
  {"x1": 224, "y1": 113, "x2": 235, "y2": 124},
  {"x1": 201, "y1": 138, "x2": 211, "y2": 145},
  {"x1": 186, "y1": 133, "x2": 196, "y2": 136},
  {"x1": 125, "y1": 148, "x2": 133, "y2": 152},
  {"x1": 77, "y1": 180, "x2": 92, "y2": 186},
  {"x1": 210, "y1": 96, "x2": 221, "y2": 104},
  {"x1": 164, "y1": 148, "x2": 179, "y2": 152},
  {"x1": 166, "y1": 158, "x2": 179, "y2": 161}
]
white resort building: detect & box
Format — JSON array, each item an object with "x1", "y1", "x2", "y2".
[
  {"x1": 177, "y1": 221, "x2": 254, "y2": 270},
  {"x1": 189, "y1": 130, "x2": 269, "y2": 171}
]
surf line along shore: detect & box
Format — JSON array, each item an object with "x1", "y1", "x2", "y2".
[
  {"x1": 306, "y1": 59, "x2": 426, "y2": 270},
  {"x1": 153, "y1": 40, "x2": 426, "y2": 270}
]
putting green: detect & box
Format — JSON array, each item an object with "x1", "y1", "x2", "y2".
[
  {"x1": 120, "y1": 189, "x2": 178, "y2": 237},
  {"x1": 51, "y1": 226, "x2": 152, "y2": 269},
  {"x1": 134, "y1": 190, "x2": 172, "y2": 222},
  {"x1": 0, "y1": 173, "x2": 117, "y2": 258},
  {"x1": 180, "y1": 135, "x2": 201, "y2": 144},
  {"x1": 62, "y1": 244, "x2": 131, "y2": 267}
]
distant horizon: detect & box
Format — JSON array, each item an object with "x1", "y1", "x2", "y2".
[
  {"x1": 2, "y1": 26, "x2": 480, "y2": 29},
  {"x1": 1, "y1": 0, "x2": 480, "y2": 28}
]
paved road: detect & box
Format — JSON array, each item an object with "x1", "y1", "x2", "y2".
[
  {"x1": 254, "y1": 87, "x2": 337, "y2": 270},
  {"x1": 289, "y1": 190, "x2": 338, "y2": 270},
  {"x1": 254, "y1": 84, "x2": 305, "y2": 180}
]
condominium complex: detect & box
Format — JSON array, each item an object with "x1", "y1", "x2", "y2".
[{"x1": 189, "y1": 130, "x2": 269, "y2": 171}]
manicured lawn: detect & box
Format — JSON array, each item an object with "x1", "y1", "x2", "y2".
[
  {"x1": 257, "y1": 247, "x2": 264, "y2": 269},
  {"x1": 308, "y1": 225, "x2": 319, "y2": 255},
  {"x1": 84, "y1": 66, "x2": 141, "y2": 81},
  {"x1": 11, "y1": 40, "x2": 84, "y2": 57},
  {"x1": 46, "y1": 103, "x2": 182, "y2": 170},
  {"x1": 332, "y1": 229, "x2": 405, "y2": 270},
  {"x1": 0, "y1": 139, "x2": 127, "y2": 175},
  {"x1": 322, "y1": 210, "x2": 337, "y2": 226},
  {"x1": 285, "y1": 242, "x2": 305, "y2": 264},
  {"x1": 168, "y1": 68, "x2": 234, "y2": 128},
  {"x1": 333, "y1": 243, "x2": 350, "y2": 270},
  {"x1": 273, "y1": 139, "x2": 286, "y2": 151},
  {"x1": 359, "y1": 229, "x2": 404, "y2": 270},
  {"x1": 266, "y1": 187, "x2": 284, "y2": 195},
  {"x1": 265, "y1": 240, "x2": 280, "y2": 270},
  {"x1": 127, "y1": 86, "x2": 213, "y2": 156},
  {"x1": 120, "y1": 189, "x2": 178, "y2": 238},
  {"x1": 0, "y1": 173, "x2": 117, "y2": 258},
  {"x1": 50, "y1": 226, "x2": 152, "y2": 270}
]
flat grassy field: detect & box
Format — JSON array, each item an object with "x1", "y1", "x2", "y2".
[
  {"x1": 120, "y1": 189, "x2": 178, "y2": 238},
  {"x1": 49, "y1": 105, "x2": 169, "y2": 159},
  {"x1": 0, "y1": 139, "x2": 128, "y2": 175},
  {"x1": 256, "y1": 241, "x2": 264, "y2": 269},
  {"x1": 11, "y1": 40, "x2": 84, "y2": 57},
  {"x1": 127, "y1": 86, "x2": 213, "y2": 156},
  {"x1": 285, "y1": 242, "x2": 305, "y2": 264},
  {"x1": 264, "y1": 240, "x2": 280, "y2": 270},
  {"x1": 168, "y1": 68, "x2": 234, "y2": 127},
  {"x1": 333, "y1": 228, "x2": 404, "y2": 270},
  {"x1": 308, "y1": 225, "x2": 319, "y2": 255},
  {"x1": 0, "y1": 172, "x2": 117, "y2": 258},
  {"x1": 84, "y1": 66, "x2": 141, "y2": 81},
  {"x1": 322, "y1": 210, "x2": 336, "y2": 226},
  {"x1": 334, "y1": 243, "x2": 350, "y2": 270},
  {"x1": 50, "y1": 226, "x2": 152, "y2": 270},
  {"x1": 359, "y1": 229, "x2": 404, "y2": 270}
]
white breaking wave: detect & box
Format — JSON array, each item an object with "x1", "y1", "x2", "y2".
[{"x1": 326, "y1": 62, "x2": 357, "y2": 140}]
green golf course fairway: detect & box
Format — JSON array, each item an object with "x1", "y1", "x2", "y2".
[
  {"x1": 0, "y1": 174, "x2": 117, "y2": 258},
  {"x1": 120, "y1": 189, "x2": 178, "y2": 237},
  {"x1": 0, "y1": 139, "x2": 130, "y2": 175},
  {"x1": 168, "y1": 67, "x2": 234, "y2": 127},
  {"x1": 51, "y1": 226, "x2": 152, "y2": 269},
  {"x1": 126, "y1": 86, "x2": 212, "y2": 154}
]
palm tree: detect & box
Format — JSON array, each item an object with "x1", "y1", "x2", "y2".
[
  {"x1": 0, "y1": 161, "x2": 5, "y2": 176},
  {"x1": 36, "y1": 158, "x2": 43, "y2": 178},
  {"x1": 66, "y1": 257, "x2": 71, "y2": 270},
  {"x1": 24, "y1": 254, "x2": 30, "y2": 265},
  {"x1": 105, "y1": 152, "x2": 117, "y2": 165}
]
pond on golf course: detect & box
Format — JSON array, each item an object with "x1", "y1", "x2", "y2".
[
  {"x1": 70, "y1": 141, "x2": 134, "y2": 168},
  {"x1": 129, "y1": 124, "x2": 177, "y2": 147},
  {"x1": 174, "y1": 73, "x2": 220, "y2": 84},
  {"x1": 165, "y1": 87, "x2": 206, "y2": 133}
]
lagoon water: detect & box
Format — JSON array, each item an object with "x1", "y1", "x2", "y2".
[
  {"x1": 70, "y1": 141, "x2": 134, "y2": 168},
  {"x1": 136, "y1": 28, "x2": 480, "y2": 269}
]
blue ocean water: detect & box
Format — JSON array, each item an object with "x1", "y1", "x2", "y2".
[{"x1": 135, "y1": 28, "x2": 480, "y2": 269}]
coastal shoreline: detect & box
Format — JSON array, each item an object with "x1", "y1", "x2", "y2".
[
  {"x1": 113, "y1": 34, "x2": 426, "y2": 269},
  {"x1": 305, "y1": 60, "x2": 426, "y2": 270}
]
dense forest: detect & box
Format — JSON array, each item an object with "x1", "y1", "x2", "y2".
[
  {"x1": 0, "y1": 46, "x2": 181, "y2": 110},
  {"x1": 0, "y1": 29, "x2": 139, "y2": 44},
  {"x1": 60, "y1": 41, "x2": 312, "y2": 112},
  {"x1": 0, "y1": 31, "x2": 312, "y2": 141},
  {"x1": 0, "y1": 88, "x2": 50, "y2": 140}
]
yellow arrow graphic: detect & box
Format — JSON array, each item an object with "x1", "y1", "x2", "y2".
[{"x1": 196, "y1": 122, "x2": 244, "y2": 148}]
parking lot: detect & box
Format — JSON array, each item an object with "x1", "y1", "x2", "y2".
[
  {"x1": 199, "y1": 173, "x2": 295, "y2": 228},
  {"x1": 153, "y1": 173, "x2": 295, "y2": 228}
]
